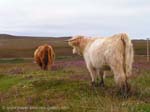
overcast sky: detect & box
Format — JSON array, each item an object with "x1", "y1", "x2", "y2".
[{"x1": 0, "y1": 0, "x2": 150, "y2": 39}]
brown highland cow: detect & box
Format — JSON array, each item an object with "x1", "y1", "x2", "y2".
[{"x1": 34, "y1": 44, "x2": 55, "y2": 70}]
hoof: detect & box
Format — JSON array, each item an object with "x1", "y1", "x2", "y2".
[
  {"x1": 118, "y1": 84, "x2": 131, "y2": 98},
  {"x1": 91, "y1": 82, "x2": 98, "y2": 87},
  {"x1": 99, "y1": 81, "x2": 105, "y2": 87}
]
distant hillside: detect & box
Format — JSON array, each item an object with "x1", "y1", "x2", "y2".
[
  {"x1": 0, "y1": 34, "x2": 16, "y2": 39},
  {"x1": 0, "y1": 34, "x2": 71, "y2": 39},
  {"x1": 0, "y1": 34, "x2": 148, "y2": 58},
  {"x1": 0, "y1": 34, "x2": 71, "y2": 58}
]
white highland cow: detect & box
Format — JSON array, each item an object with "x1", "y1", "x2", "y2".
[{"x1": 66, "y1": 33, "x2": 134, "y2": 93}]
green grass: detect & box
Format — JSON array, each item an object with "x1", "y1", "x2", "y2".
[
  {"x1": 0, "y1": 58, "x2": 30, "y2": 63},
  {"x1": 0, "y1": 60, "x2": 149, "y2": 112},
  {"x1": 0, "y1": 75, "x2": 22, "y2": 91}
]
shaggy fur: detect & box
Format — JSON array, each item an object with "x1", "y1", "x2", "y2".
[
  {"x1": 67, "y1": 33, "x2": 134, "y2": 92},
  {"x1": 34, "y1": 44, "x2": 55, "y2": 70}
]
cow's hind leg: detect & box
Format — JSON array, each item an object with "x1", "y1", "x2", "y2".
[
  {"x1": 42, "y1": 60, "x2": 48, "y2": 70},
  {"x1": 43, "y1": 64, "x2": 48, "y2": 70},
  {"x1": 120, "y1": 80, "x2": 130, "y2": 97},
  {"x1": 41, "y1": 60, "x2": 48, "y2": 70},
  {"x1": 38, "y1": 61, "x2": 43, "y2": 70},
  {"x1": 39, "y1": 63, "x2": 42, "y2": 69},
  {"x1": 111, "y1": 65, "x2": 130, "y2": 96}
]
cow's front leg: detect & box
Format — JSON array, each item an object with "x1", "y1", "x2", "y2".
[{"x1": 87, "y1": 65, "x2": 96, "y2": 86}]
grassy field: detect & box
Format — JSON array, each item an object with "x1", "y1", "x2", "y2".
[{"x1": 0, "y1": 34, "x2": 149, "y2": 112}]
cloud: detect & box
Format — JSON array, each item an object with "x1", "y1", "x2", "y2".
[{"x1": 0, "y1": 0, "x2": 150, "y2": 39}]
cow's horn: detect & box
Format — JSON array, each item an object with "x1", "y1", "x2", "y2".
[
  {"x1": 65, "y1": 38, "x2": 78, "y2": 42},
  {"x1": 64, "y1": 40, "x2": 69, "y2": 42}
]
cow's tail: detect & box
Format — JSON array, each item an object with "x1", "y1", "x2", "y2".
[
  {"x1": 44, "y1": 46, "x2": 49, "y2": 68},
  {"x1": 121, "y1": 33, "x2": 134, "y2": 78}
]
